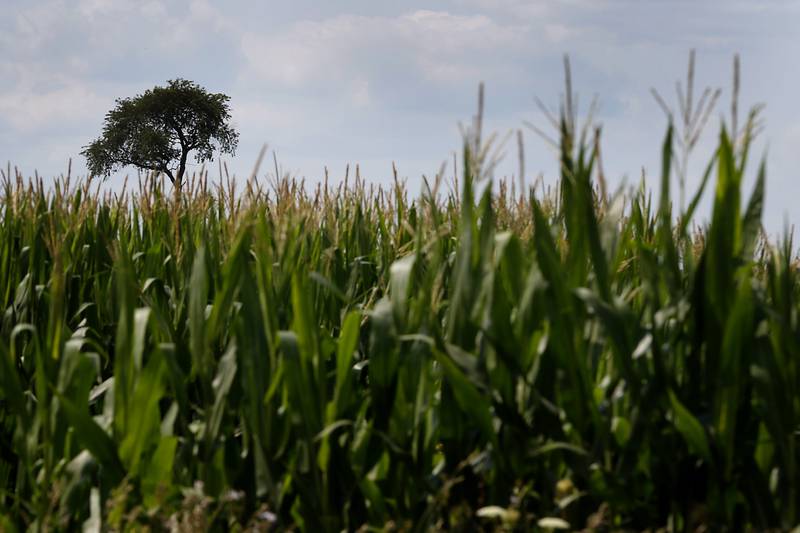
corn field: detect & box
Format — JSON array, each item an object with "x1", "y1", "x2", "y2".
[{"x1": 1, "y1": 82, "x2": 799, "y2": 531}]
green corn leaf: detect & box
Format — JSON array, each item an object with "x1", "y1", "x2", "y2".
[
  {"x1": 389, "y1": 254, "x2": 415, "y2": 329},
  {"x1": 668, "y1": 389, "x2": 712, "y2": 463},
  {"x1": 741, "y1": 157, "x2": 766, "y2": 260},
  {"x1": 715, "y1": 270, "x2": 755, "y2": 477},
  {"x1": 188, "y1": 246, "x2": 210, "y2": 384},
  {"x1": 205, "y1": 341, "x2": 237, "y2": 446},
  {"x1": 56, "y1": 391, "x2": 125, "y2": 484},
  {"x1": 432, "y1": 345, "x2": 497, "y2": 449},
  {"x1": 0, "y1": 342, "x2": 26, "y2": 422},
  {"x1": 118, "y1": 350, "x2": 166, "y2": 476},
  {"x1": 141, "y1": 436, "x2": 178, "y2": 508},
  {"x1": 333, "y1": 310, "x2": 360, "y2": 419}
]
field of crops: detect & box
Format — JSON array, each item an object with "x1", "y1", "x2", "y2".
[{"x1": 1, "y1": 88, "x2": 799, "y2": 531}]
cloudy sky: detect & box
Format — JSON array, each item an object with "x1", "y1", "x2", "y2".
[{"x1": 1, "y1": 0, "x2": 798, "y2": 232}]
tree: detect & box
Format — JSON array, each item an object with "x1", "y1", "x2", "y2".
[{"x1": 82, "y1": 79, "x2": 238, "y2": 185}]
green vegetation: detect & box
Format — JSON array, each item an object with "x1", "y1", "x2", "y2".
[
  {"x1": 1, "y1": 70, "x2": 799, "y2": 531},
  {"x1": 82, "y1": 79, "x2": 239, "y2": 187}
]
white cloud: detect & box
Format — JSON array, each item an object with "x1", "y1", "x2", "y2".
[
  {"x1": 79, "y1": 0, "x2": 120, "y2": 18},
  {"x1": 232, "y1": 100, "x2": 315, "y2": 133},
  {"x1": 11, "y1": 1, "x2": 65, "y2": 52},
  {"x1": 350, "y1": 78, "x2": 371, "y2": 108},
  {"x1": 0, "y1": 0, "x2": 241, "y2": 130},
  {"x1": 453, "y1": 0, "x2": 551, "y2": 18},
  {"x1": 5, "y1": 0, "x2": 235, "y2": 61},
  {"x1": 241, "y1": 10, "x2": 532, "y2": 89},
  {"x1": 0, "y1": 82, "x2": 106, "y2": 132},
  {"x1": 543, "y1": 23, "x2": 575, "y2": 43}
]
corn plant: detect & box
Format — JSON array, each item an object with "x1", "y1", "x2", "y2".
[{"x1": 0, "y1": 69, "x2": 798, "y2": 531}]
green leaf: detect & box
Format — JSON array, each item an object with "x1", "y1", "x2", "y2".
[
  {"x1": 389, "y1": 254, "x2": 415, "y2": 328},
  {"x1": 205, "y1": 341, "x2": 237, "y2": 446},
  {"x1": 141, "y1": 436, "x2": 178, "y2": 508},
  {"x1": 189, "y1": 246, "x2": 210, "y2": 383},
  {"x1": 56, "y1": 392, "x2": 125, "y2": 484},
  {"x1": 119, "y1": 351, "x2": 166, "y2": 475},
  {"x1": 279, "y1": 331, "x2": 322, "y2": 439},
  {"x1": 333, "y1": 311, "x2": 360, "y2": 419},
  {"x1": 741, "y1": 157, "x2": 765, "y2": 259},
  {"x1": 668, "y1": 389, "x2": 712, "y2": 463},
  {"x1": 432, "y1": 345, "x2": 497, "y2": 449},
  {"x1": 0, "y1": 342, "x2": 26, "y2": 422}
]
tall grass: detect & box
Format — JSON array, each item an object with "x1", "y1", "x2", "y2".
[{"x1": 1, "y1": 67, "x2": 798, "y2": 531}]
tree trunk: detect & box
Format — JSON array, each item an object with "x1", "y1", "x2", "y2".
[{"x1": 176, "y1": 148, "x2": 189, "y2": 187}]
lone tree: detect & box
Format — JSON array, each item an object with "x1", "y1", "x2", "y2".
[{"x1": 82, "y1": 79, "x2": 238, "y2": 185}]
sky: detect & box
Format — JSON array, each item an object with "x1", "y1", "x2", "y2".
[{"x1": 1, "y1": 0, "x2": 798, "y2": 233}]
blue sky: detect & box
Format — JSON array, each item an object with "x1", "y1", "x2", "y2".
[{"x1": 1, "y1": 0, "x2": 798, "y2": 232}]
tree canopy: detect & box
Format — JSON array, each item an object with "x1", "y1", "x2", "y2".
[{"x1": 82, "y1": 79, "x2": 238, "y2": 185}]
